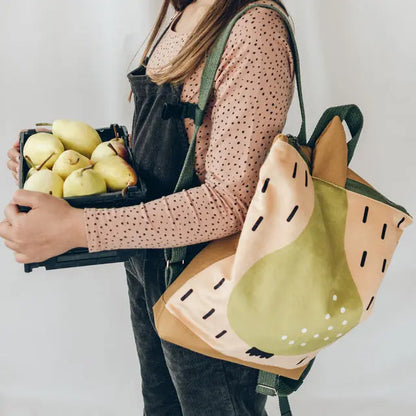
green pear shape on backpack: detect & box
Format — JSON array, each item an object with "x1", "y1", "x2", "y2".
[{"x1": 227, "y1": 178, "x2": 363, "y2": 356}]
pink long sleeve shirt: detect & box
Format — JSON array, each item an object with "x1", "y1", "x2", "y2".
[{"x1": 83, "y1": 0, "x2": 295, "y2": 252}]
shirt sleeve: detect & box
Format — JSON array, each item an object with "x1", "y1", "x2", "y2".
[{"x1": 83, "y1": 5, "x2": 295, "y2": 252}]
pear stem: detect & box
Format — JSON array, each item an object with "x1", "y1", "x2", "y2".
[
  {"x1": 69, "y1": 157, "x2": 80, "y2": 166},
  {"x1": 37, "y1": 152, "x2": 55, "y2": 170},
  {"x1": 36, "y1": 122, "x2": 53, "y2": 127},
  {"x1": 107, "y1": 141, "x2": 118, "y2": 156},
  {"x1": 81, "y1": 165, "x2": 94, "y2": 173}
]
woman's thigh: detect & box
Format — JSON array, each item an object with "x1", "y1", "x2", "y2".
[
  {"x1": 161, "y1": 339, "x2": 268, "y2": 416},
  {"x1": 125, "y1": 258, "x2": 183, "y2": 416}
]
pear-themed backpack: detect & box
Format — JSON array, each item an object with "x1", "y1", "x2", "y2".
[{"x1": 153, "y1": 2, "x2": 414, "y2": 415}]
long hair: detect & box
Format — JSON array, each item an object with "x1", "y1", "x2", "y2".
[{"x1": 128, "y1": 0, "x2": 289, "y2": 101}]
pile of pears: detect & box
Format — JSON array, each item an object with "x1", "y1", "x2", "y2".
[{"x1": 22, "y1": 120, "x2": 137, "y2": 198}]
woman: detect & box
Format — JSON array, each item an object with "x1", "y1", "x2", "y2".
[{"x1": 3, "y1": 0, "x2": 295, "y2": 414}]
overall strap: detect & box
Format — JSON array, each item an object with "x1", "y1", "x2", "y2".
[{"x1": 164, "y1": 3, "x2": 306, "y2": 285}]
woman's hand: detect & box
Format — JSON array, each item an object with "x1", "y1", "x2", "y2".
[
  {"x1": 7, "y1": 139, "x2": 20, "y2": 184},
  {"x1": 0, "y1": 190, "x2": 88, "y2": 264},
  {"x1": 7, "y1": 128, "x2": 52, "y2": 185}
]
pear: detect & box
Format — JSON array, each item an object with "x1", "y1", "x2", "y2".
[
  {"x1": 23, "y1": 169, "x2": 64, "y2": 197},
  {"x1": 23, "y1": 132, "x2": 64, "y2": 168},
  {"x1": 91, "y1": 138, "x2": 128, "y2": 163},
  {"x1": 37, "y1": 120, "x2": 102, "y2": 158},
  {"x1": 93, "y1": 155, "x2": 137, "y2": 192},
  {"x1": 53, "y1": 150, "x2": 93, "y2": 179},
  {"x1": 63, "y1": 166, "x2": 107, "y2": 198}
]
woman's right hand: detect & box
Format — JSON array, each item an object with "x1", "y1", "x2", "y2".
[{"x1": 7, "y1": 128, "x2": 51, "y2": 185}]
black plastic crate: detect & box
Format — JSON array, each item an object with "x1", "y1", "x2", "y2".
[{"x1": 18, "y1": 124, "x2": 147, "y2": 273}]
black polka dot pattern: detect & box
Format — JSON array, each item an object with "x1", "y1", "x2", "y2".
[{"x1": 84, "y1": 0, "x2": 295, "y2": 252}]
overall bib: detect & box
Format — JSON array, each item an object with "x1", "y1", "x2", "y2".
[{"x1": 124, "y1": 23, "x2": 268, "y2": 416}]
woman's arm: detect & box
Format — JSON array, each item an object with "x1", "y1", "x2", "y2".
[
  {"x1": 0, "y1": 6, "x2": 295, "y2": 262},
  {"x1": 84, "y1": 6, "x2": 295, "y2": 252}
]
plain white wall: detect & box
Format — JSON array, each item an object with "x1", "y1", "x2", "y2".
[{"x1": 0, "y1": 1, "x2": 415, "y2": 415}]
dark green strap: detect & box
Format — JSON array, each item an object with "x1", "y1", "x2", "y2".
[
  {"x1": 198, "y1": 2, "x2": 307, "y2": 144},
  {"x1": 307, "y1": 104, "x2": 364, "y2": 165},
  {"x1": 256, "y1": 372, "x2": 292, "y2": 416},
  {"x1": 164, "y1": 2, "x2": 307, "y2": 287}
]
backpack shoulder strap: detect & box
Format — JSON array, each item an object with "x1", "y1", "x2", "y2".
[{"x1": 196, "y1": 1, "x2": 307, "y2": 144}]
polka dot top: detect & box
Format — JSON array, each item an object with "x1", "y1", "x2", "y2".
[{"x1": 83, "y1": 0, "x2": 295, "y2": 252}]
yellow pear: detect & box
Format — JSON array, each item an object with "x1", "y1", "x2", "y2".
[
  {"x1": 63, "y1": 166, "x2": 107, "y2": 197},
  {"x1": 53, "y1": 150, "x2": 92, "y2": 179},
  {"x1": 93, "y1": 155, "x2": 137, "y2": 192},
  {"x1": 23, "y1": 132, "x2": 64, "y2": 168},
  {"x1": 23, "y1": 169, "x2": 64, "y2": 197},
  {"x1": 44, "y1": 120, "x2": 102, "y2": 158},
  {"x1": 91, "y1": 138, "x2": 128, "y2": 163}
]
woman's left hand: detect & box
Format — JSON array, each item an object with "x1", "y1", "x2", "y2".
[{"x1": 0, "y1": 190, "x2": 88, "y2": 264}]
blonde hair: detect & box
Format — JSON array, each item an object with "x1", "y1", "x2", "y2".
[{"x1": 128, "y1": 0, "x2": 289, "y2": 102}]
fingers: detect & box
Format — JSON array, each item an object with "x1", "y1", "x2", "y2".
[
  {"x1": 4, "y1": 239, "x2": 20, "y2": 252},
  {"x1": 11, "y1": 189, "x2": 45, "y2": 208},
  {"x1": 8, "y1": 146, "x2": 20, "y2": 163},
  {"x1": 7, "y1": 159, "x2": 19, "y2": 174},
  {"x1": 4, "y1": 203, "x2": 21, "y2": 225},
  {"x1": 0, "y1": 220, "x2": 13, "y2": 241}
]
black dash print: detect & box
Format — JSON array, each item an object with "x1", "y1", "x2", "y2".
[
  {"x1": 304, "y1": 170, "x2": 308, "y2": 187},
  {"x1": 382, "y1": 259, "x2": 387, "y2": 273},
  {"x1": 245, "y1": 347, "x2": 274, "y2": 359},
  {"x1": 180, "y1": 289, "x2": 193, "y2": 301},
  {"x1": 214, "y1": 278, "x2": 225, "y2": 290},
  {"x1": 296, "y1": 357, "x2": 308, "y2": 366},
  {"x1": 215, "y1": 330, "x2": 227, "y2": 339},
  {"x1": 397, "y1": 217, "x2": 405, "y2": 228},
  {"x1": 252, "y1": 216, "x2": 263, "y2": 231},
  {"x1": 381, "y1": 223, "x2": 387, "y2": 239},
  {"x1": 292, "y1": 162, "x2": 297, "y2": 178},
  {"x1": 286, "y1": 205, "x2": 299, "y2": 222},
  {"x1": 203, "y1": 309, "x2": 215, "y2": 320},
  {"x1": 366, "y1": 296, "x2": 375, "y2": 310},
  {"x1": 362, "y1": 206, "x2": 369, "y2": 223},
  {"x1": 261, "y1": 178, "x2": 270, "y2": 193},
  {"x1": 360, "y1": 251, "x2": 367, "y2": 267}
]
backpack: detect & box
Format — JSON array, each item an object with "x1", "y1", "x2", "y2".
[{"x1": 153, "y1": 2, "x2": 414, "y2": 414}]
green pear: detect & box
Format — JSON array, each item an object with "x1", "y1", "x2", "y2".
[
  {"x1": 63, "y1": 166, "x2": 107, "y2": 197},
  {"x1": 39, "y1": 120, "x2": 102, "y2": 158},
  {"x1": 23, "y1": 132, "x2": 64, "y2": 168},
  {"x1": 93, "y1": 155, "x2": 137, "y2": 192},
  {"x1": 91, "y1": 138, "x2": 128, "y2": 163},
  {"x1": 23, "y1": 169, "x2": 64, "y2": 197},
  {"x1": 52, "y1": 150, "x2": 92, "y2": 179}
]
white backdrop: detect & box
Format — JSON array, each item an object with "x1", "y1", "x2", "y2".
[{"x1": 0, "y1": 1, "x2": 415, "y2": 415}]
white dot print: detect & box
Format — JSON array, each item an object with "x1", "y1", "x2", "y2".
[
  {"x1": 328, "y1": 326, "x2": 333, "y2": 331},
  {"x1": 340, "y1": 307, "x2": 346, "y2": 314},
  {"x1": 332, "y1": 294, "x2": 337, "y2": 301},
  {"x1": 281, "y1": 335, "x2": 288, "y2": 340},
  {"x1": 301, "y1": 328, "x2": 307, "y2": 333},
  {"x1": 337, "y1": 333, "x2": 343, "y2": 337},
  {"x1": 325, "y1": 314, "x2": 331, "y2": 320},
  {"x1": 313, "y1": 334, "x2": 319, "y2": 338},
  {"x1": 342, "y1": 320, "x2": 348, "y2": 325},
  {"x1": 289, "y1": 340, "x2": 295, "y2": 345},
  {"x1": 301, "y1": 343, "x2": 306, "y2": 347},
  {"x1": 324, "y1": 337, "x2": 330, "y2": 341}
]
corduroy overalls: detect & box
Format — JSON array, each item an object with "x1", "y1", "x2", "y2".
[{"x1": 123, "y1": 22, "x2": 268, "y2": 416}]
